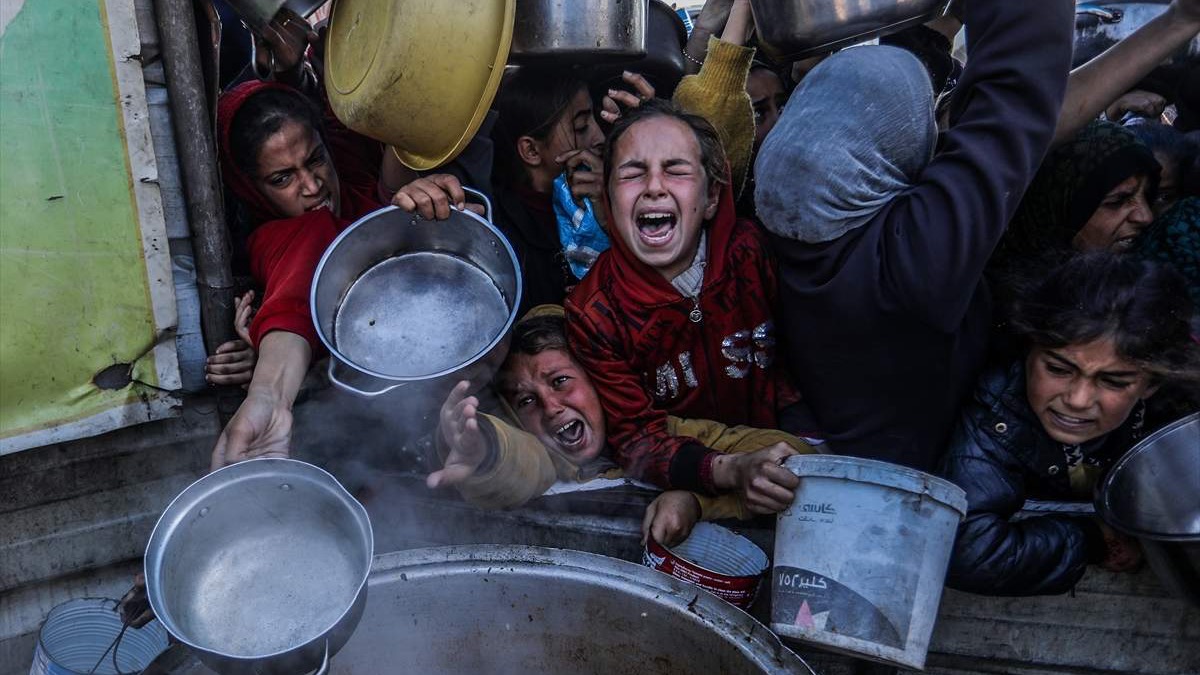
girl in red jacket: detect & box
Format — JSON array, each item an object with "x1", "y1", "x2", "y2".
[{"x1": 565, "y1": 100, "x2": 807, "y2": 512}]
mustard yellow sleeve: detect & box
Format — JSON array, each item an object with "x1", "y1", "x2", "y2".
[
  {"x1": 666, "y1": 416, "x2": 816, "y2": 521},
  {"x1": 672, "y1": 36, "x2": 756, "y2": 199},
  {"x1": 446, "y1": 413, "x2": 561, "y2": 510}
]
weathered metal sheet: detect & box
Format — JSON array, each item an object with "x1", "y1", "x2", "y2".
[{"x1": 0, "y1": 0, "x2": 180, "y2": 454}]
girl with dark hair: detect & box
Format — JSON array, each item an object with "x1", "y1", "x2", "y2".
[
  {"x1": 942, "y1": 253, "x2": 1200, "y2": 596},
  {"x1": 210, "y1": 78, "x2": 389, "y2": 470},
  {"x1": 565, "y1": 99, "x2": 807, "y2": 513}
]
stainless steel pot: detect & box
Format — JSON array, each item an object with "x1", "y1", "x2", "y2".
[
  {"x1": 585, "y1": 0, "x2": 688, "y2": 98},
  {"x1": 311, "y1": 189, "x2": 521, "y2": 404},
  {"x1": 1074, "y1": 1, "x2": 1200, "y2": 67},
  {"x1": 225, "y1": 0, "x2": 327, "y2": 33},
  {"x1": 328, "y1": 546, "x2": 817, "y2": 674},
  {"x1": 144, "y1": 459, "x2": 374, "y2": 674},
  {"x1": 510, "y1": 0, "x2": 647, "y2": 63},
  {"x1": 751, "y1": 0, "x2": 953, "y2": 60},
  {"x1": 1097, "y1": 413, "x2": 1200, "y2": 607}
]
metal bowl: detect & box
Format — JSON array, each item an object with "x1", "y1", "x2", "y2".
[
  {"x1": 510, "y1": 0, "x2": 648, "y2": 63},
  {"x1": 751, "y1": 0, "x2": 953, "y2": 60},
  {"x1": 1097, "y1": 413, "x2": 1200, "y2": 606}
]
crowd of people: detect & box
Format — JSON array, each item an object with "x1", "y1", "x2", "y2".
[{"x1": 203, "y1": 0, "x2": 1200, "y2": 598}]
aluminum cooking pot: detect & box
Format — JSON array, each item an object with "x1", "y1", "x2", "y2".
[
  {"x1": 311, "y1": 189, "x2": 521, "y2": 406},
  {"x1": 1074, "y1": 1, "x2": 1200, "y2": 67},
  {"x1": 1097, "y1": 413, "x2": 1200, "y2": 607},
  {"x1": 510, "y1": 0, "x2": 647, "y2": 63},
  {"x1": 328, "y1": 546, "x2": 817, "y2": 674},
  {"x1": 144, "y1": 459, "x2": 374, "y2": 675},
  {"x1": 751, "y1": 0, "x2": 953, "y2": 60}
]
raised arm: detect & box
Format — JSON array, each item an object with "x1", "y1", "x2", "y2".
[
  {"x1": 1054, "y1": 0, "x2": 1200, "y2": 144},
  {"x1": 881, "y1": 0, "x2": 1075, "y2": 330}
]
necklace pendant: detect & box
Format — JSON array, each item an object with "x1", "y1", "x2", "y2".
[{"x1": 689, "y1": 308, "x2": 703, "y2": 323}]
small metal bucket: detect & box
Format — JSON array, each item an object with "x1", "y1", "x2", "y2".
[{"x1": 30, "y1": 598, "x2": 169, "y2": 675}]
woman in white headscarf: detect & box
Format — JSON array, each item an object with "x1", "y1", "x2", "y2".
[{"x1": 754, "y1": 0, "x2": 1076, "y2": 471}]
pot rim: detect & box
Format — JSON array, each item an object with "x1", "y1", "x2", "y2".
[
  {"x1": 1096, "y1": 412, "x2": 1200, "y2": 542},
  {"x1": 144, "y1": 458, "x2": 374, "y2": 661},
  {"x1": 309, "y1": 203, "x2": 523, "y2": 384}
]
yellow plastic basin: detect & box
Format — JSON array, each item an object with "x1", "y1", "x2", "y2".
[{"x1": 324, "y1": 0, "x2": 514, "y2": 170}]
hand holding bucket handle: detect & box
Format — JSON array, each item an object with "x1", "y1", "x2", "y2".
[{"x1": 460, "y1": 186, "x2": 493, "y2": 223}]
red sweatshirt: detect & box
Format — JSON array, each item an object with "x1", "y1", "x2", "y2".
[{"x1": 565, "y1": 179, "x2": 799, "y2": 491}]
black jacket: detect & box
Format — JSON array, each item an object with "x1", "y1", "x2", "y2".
[
  {"x1": 940, "y1": 361, "x2": 1143, "y2": 596},
  {"x1": 770, "y1": 0, "x2": 1075, "y2": 470}
]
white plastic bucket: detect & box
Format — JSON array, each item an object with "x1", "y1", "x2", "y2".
[
  {"x1": 772, "y1": 455, "x2": 967, "y2": 670},
  {"x1": 30, "y1": 598, "x2": 169, "y2": 675}
]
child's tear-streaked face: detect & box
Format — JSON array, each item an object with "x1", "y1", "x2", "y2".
[
  {"x1": 608, "y1": 116, "x2": 719, "y2": 281},
  {"x1": 504, "y1": 349, "x2": 607, "y2": 465}
]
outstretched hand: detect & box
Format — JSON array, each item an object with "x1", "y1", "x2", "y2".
[{"x1": 427, "y1": 381, "x2": 491, "y2": 489}]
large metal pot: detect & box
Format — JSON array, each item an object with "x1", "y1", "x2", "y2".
[
  {"x1": 311, "y1": 190, "x2": 521, "y2": 406},
  {"x1": 1074, "y1": 1, "x2": 1200, "y2": 67},
  {"x1": 144, "y1": 459, "x2": 374, "y2": 674},
  {"x1": 751, "y1": 0, "x2": 953, "y2": 60},
  {"x1": 1097, "y1": 413, "x2": 1200, "y2": 607},
  {"x1": 328, "y1": 546, "x2": 816, "y2": 674},
  {"x1": 510, "y1": 0, "x2": 647, "y2": 63}
]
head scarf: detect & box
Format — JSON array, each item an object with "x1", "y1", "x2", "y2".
[
  {"x1": 1137, "y1": 197, "x2": 1200, "y2": 310},
  {"x1": 215, "y1": 80, "x2": 301, "y2": 224},
  {"x1": 1000, "y1": 121, "x2": 1161, "y2": 263},
  {"x1": 754, "y1": 46, "x2": 937, "y2": 243}
]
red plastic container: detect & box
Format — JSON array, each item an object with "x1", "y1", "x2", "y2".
[{"x1": 643, "y1": 522, "x2": 770, "y2": 609}]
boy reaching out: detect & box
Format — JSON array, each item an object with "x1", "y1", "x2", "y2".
[{"x1": 429, "y1": 307, "x2": 812, "y2": 546}]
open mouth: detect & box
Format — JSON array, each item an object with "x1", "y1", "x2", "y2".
[
  {"x1": 635, "y1": 211, "x2": 677, "y2": 247},
  {"x1": 305, "y1": 196, "x2": 333, "y2": 213},
  {"x1": 1049, "y1": 409, "x2": 1093, "y2": 430},
  {"x1": 554, "y1": 419, "x2": 586, "y2": 447}
]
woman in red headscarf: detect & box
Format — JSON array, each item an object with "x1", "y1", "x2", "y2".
[{"x1": 209, "y1": 15, "x2": 470, "y2": 470}]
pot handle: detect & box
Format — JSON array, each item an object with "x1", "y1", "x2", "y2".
[
  {"x1": 312, "y1": 641, "x2": 331, "y2": 675},
  {"x1": 461, "y1": 186, "x2": 493, "y2": 224},
  {"x1": 1075, "y1": 3, "x2": 1123, "y2": 23},
  {"x1": 327, "y1": 359, "x2": 406, "y2": 398}
]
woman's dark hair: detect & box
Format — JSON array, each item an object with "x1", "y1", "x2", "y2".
[
  {"x1": 602, "y1": 98, "x2": 729, "y2": 192},
  {"x1": 1010, "y1": 252, "x2": 1200, "y2": 383},
  {"x1": 229, "y1": 86, "x2": 324, "y2": 178},
  {"x1": 1129, "y1": 123, "x2": 1197, "y2": 186},
  {"x1": 490, "y1": 66, "x2": 589, "y2": 188}
]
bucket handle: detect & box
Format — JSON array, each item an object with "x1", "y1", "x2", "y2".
[
  {"x1": 460, "y1": 186, "x2": 493, "y2": 224},
  {"x1": 327, "y1": 359, "x2": 406, "y2": 398}
]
